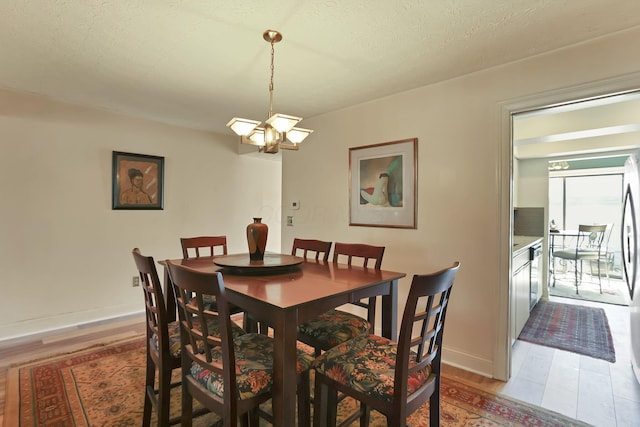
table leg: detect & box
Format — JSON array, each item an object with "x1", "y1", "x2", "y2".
[
  {"x1": 381, "y1": 279, "x2": 398, "y2": 340},
  {"x1": 271, "y1": 309, "x2": 298, "y2": 426},
  {"x1": 162, "y1": 266, "x2": 177, "y2": 323}
]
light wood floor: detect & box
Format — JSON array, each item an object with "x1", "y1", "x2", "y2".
[
  {"x1": 2, "y1": 298, "x2": 639, "y2": 427},
  {"x1": 501, "y1": 295, "x2": 640, "y2": 427}
]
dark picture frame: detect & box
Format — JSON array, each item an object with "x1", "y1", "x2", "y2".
[
  {"x1": 349, "y1": 138, "x2": 417, "y2": 228},
  {"x1": 112, "y1": 151, "x2": 164, "y2": 210}
]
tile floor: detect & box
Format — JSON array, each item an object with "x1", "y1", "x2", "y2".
[{"x1": 506, "y1": 294, "x2": 640, "y2": 426}]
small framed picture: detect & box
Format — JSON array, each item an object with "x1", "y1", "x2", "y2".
[
  {"x1": 349, "y1": 138, "x2": 417, "y2": 228},
  {"x1": 112, "y1": 151, "x2": 164, "y2": 210}
]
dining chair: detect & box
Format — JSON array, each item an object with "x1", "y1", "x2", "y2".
[
  {"x1": 297, "y1": 242, "x2": 385, "y2": 356},
  {"x1": 132, "y1": 248, "x2": 182, "y2": 426},
  {"x1": 552, "y1": 224, "x2": 607, "y2": 294},
  {"x1": 312, "y1": 262, "x2": 460, "y2": 427},
  {"x1": 180, "y1": 235, "x2": 250, "y2": 327},
  {"x1": 180, "y1": 235, "x2": 228, "y2": 258},
  {"x1": 133, "y1": 248, "x2": 245, "y2": 426},
  {"x1": 292, "y1": 238, "x2": 332, "y2": 262},
  {"x1": 165, "y1": 259, "x2": 315, "y2": 427}
]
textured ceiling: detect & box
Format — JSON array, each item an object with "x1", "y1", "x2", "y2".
[{"x1": 2, "y1": 1, "x2": 640, "y2": 134}]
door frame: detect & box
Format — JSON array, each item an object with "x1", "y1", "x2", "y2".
[{"x1": 496, "y1": 72, "x2": 640, "y2": 381}]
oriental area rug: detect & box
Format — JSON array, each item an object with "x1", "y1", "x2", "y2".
[
  {"x1": 5, "y1": 337, "x2": 590, "y2": 426},
  {"x1": 519, "y1": 300, "x2": 616, "y2": 362}
]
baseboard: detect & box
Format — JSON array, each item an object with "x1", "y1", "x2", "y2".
[
  {"x1": 0, "y1": 309, "x2": 144, "y2": 343},
  {"x1": 442, "y1": 344, "x2": 495, "y2": 378}
]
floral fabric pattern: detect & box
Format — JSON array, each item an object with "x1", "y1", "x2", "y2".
[
  {"x1": 297, "y1": 309, "x2": 370, "y2": 348},
  {"x1": 190, "y1": 333, "x2": 315, "y2": 400},
  {"x1": 313, "y1": 334, "x2": 432, "y2": 402}
]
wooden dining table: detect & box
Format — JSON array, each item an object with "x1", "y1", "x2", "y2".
[{"x1": 160, "y1": 254, "x2": 405, "y2": 427}]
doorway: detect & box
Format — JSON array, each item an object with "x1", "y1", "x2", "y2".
[
  {"x1": 512, "y1": 91, "x2": 638, "y2": 304},
  {"x1": 505, "y1": 88, "x2": 640, "y2": 385},
  {"x1": 494, "y1": 83, "x2": 640, "y2": 422},
  {"x1": 495, "y1": 74, "x2": 640, "y2": 383}
]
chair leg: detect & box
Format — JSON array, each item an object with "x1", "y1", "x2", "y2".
[
  {"x1": 574, "y1": 260, "x2": 579, "y2": 294},
  {"x1": 244, "y1": 314, "x2": 259, "y2": 333},
  {"x1": 298, "y1": 372, "x2": 311, "y2": 427},
  {"x1": 158, "y1": 360, "x2": 173, "y2": 426},
  {"x1": 597, "y1": 258, "x2": 603, "y2": 294},
  {"x1": 182, "y1": 382, "x2": 193, "y2": 427},
  {"x1": 313, "y1": 376, "x2": 338, "y2": 427},
  {"x1": 142, "y1": 354, "x2": 154, "y2": 427},
  {"x1": 429, "y1": 386, "x2": 440, "y2": 427},
  {"x1": 359, "y1": 403, "x2": 370, "y2": 427},
  {"x1": 244, "y1": 410, "x2": 256, "y2": 427}
]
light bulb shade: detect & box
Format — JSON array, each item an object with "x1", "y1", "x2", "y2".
[
  {"x1": 266, "y1": 113, "x2": 302, "y2": 133},
  {"x1": 286, "y1": 127, "x2": 313, "y2": 144},
  {"x1": 247, "y1": 127, "x2": 266, "y2": 146},
  {"x1": 226, "y1": 118, "x2": 261, "y2": 136}
]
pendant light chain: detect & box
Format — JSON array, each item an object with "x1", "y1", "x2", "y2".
[{"x1": 268, "y1": 39, "x2": 275, "y2": 119}]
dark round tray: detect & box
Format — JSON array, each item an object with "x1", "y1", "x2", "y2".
[{"x1": 213, "y1": 253, "x2": 303, "y2": 275}]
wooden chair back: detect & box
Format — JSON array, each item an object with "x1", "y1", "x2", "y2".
[
  {"x1": 312, "y1": 262, "x2": 460, "y2": 426},
  {"x1": 333, "y1": 242, "x2": 385, "y2": 330},
  {"x1": 132, "y1": 248, "x2": 180, "y2": 426},
  {"x1": 394, "y1": 262, "x2": 459, "y2": 419},
  {"x1": 132, "y1": 248, "x2": 171, "y2": 362},
  {"x1": 180, "y1": 236, "x2": 228, "y2": 258},
  {"x1": 332, "y1": 242, "x2": 385, "y2": 269},
  {"x1": 165, "y1": 260, "x2": 241, "y2": 420},
  {"x1": 291, "y1": 238, "x2": 332, "y2": 262}
]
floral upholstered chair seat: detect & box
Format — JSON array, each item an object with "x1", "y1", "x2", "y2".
[
  {"x1": 152, "y1": 317, "x2": 246, "y2": 358},
  {"x1": 313, "y1": 334, "x2": 432, "y2": 402},
  {"x1": 297, "y1": 309, "x2": 370, "y2": 348},
  {"x1": 191, "y1": 333, "x2": 315, "y2": 400}
]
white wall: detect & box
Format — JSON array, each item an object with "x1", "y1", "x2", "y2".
[
  {"x1": 515, "y1": 159, "x2": 550, "y2": 208},
  {"x1": 282, "y1": 27, "x2": 640, "y2": 378},
  {"x1": 0, "y1": 90, "x2": 281, "y2": 339}
]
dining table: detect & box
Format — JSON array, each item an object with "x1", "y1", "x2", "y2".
[{"x1": 160, "y1": 253, "x2": 406, "y2": 427}]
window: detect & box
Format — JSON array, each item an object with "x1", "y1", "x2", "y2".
[{"x1": 549, "y1": 171, "x2": 623, "y2": 275}]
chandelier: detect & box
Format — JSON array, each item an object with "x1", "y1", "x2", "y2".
[
  {"x1": 226, "y1": 30, "x2": 313, "y2": 154},
  {"x1": 548, "y1": 161, "x2": 570, "y2": 170}
]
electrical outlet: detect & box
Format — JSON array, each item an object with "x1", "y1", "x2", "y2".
[
  {"x1": 287, "y1": 216, "x2": 293, "y2": 226},
  {"x1": 132, "y1": 276, "x2": 140, "y2": 287}
]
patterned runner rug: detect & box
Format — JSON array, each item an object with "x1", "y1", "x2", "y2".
[
  {"x1": 5, "y1": 337, "x2": 590, "y2": 426},
  {"x1": 519, "y1": 300, "x2": 616, "y2": 362}
]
